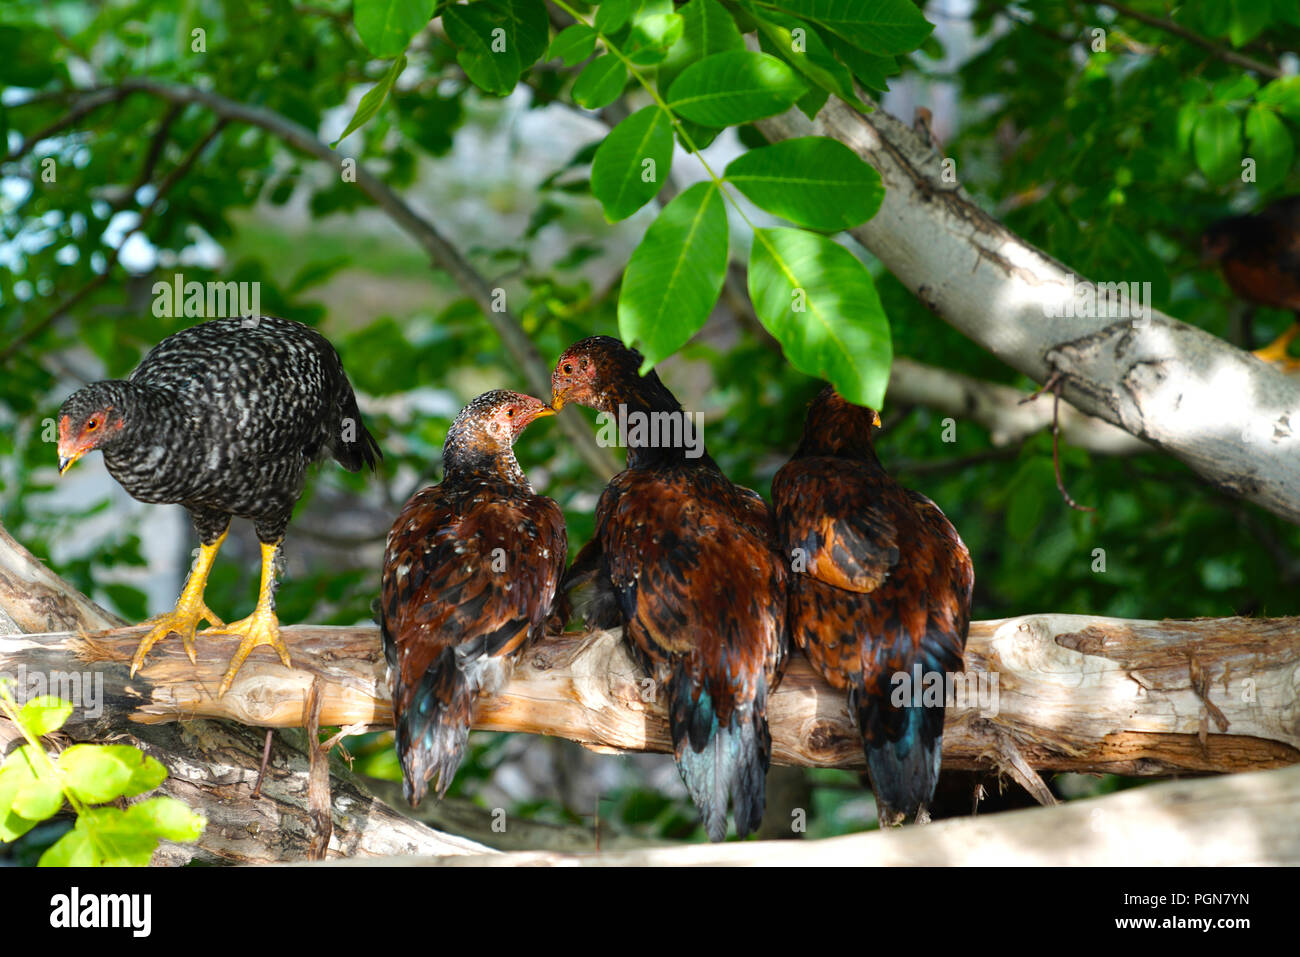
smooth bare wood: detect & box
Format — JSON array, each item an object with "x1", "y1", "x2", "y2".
[
  {"x1": 321, "y1": 762, "x2": 1300, "y2": 866},
  {"x1": 6, "y1": 612, "x2": 1297, "y2": 776}
]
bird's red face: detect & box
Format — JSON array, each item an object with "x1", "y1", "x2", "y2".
[
  {"x1": 56, "y1": 406, "x2": 123, "y2": 474},
  {"x1": 550, "y1": 341, "x2": 605, "y2": 412},
  {"x1": 1201, "y1": 231, "x2": 1231, "y2": 265},
  {"x1": 481, "y1": 392, "x2": 555, "y2": 446}
]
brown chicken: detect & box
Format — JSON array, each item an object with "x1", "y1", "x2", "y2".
[
  {"x1": 551, "y1": 337, "x2": 788, "y2": 841},
  {"x1": 380, "y1": 390, "x2": 566, "y2": 805},
  {"x1": 1202, "y1": 195, "x2": 1300, "y2": 371},
  {"x1": 772, "y1": 387, "x2": 973, "y2": 826}
]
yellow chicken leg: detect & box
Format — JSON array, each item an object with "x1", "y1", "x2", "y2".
[
  {"x1": 200, "y1": 540, "x2": 292, "y2": 696},
  {"x1": 1252, "y1": 322, "x2": 1300, "y2": 371},
  {"x1": 130, "y1": 530, "x2": 228, "y2": 676}
]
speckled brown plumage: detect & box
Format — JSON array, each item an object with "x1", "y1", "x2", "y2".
[
  {"x1": 772, "y1": 386, "x2": 973, "y2": 825},
  {"x1": 380, "y1": 390, "x2": 566, "y2": 805},
  {"x1": 552, "y1": 337, "x2": 788, "y2": 841}
]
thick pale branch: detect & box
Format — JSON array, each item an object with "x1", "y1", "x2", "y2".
[
  {"x1": 328, "y1": 763, "x2": 1300, "y2": 866},
  {"x1": 756, "y1": 102, "x2": 1300, "y2": 524},
  {"x1": 888, "y1": 358, "x2": 1148, "y2": 454},
  {"x1": 6, "y1": 613, "x2": 1296, "y2": 778}
]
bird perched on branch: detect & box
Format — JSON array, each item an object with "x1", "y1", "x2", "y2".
[
  {"x1": 1202, "y1": 195, "x2": 1300, "y2": 372},
  {"x1": 772, "y1": 387, "x2": 973, "y2": 826},
  {"x1": 56, "y1": 315, "x2": 381, "y2": 696},
  {"x1": 551, "y1": 337, "x2": 788, "y2": 842},
  {"x1": 380, "y1": 390, "x2": 565, "y2": 805}
]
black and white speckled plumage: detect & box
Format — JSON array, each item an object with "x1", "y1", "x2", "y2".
[{"x1": 57, "y1": 316, "x2": 381, "y2": 544}]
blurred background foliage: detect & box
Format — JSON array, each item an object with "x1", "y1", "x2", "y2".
[{"x1": 2, "y1": 0, "x2": 1299, "y2": 856}]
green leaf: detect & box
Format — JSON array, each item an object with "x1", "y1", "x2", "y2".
[
  {"x1": 549, "y1": 23, "x2": 597, "y2": 65},
  {"x1": 745, "y1": 2, "x2": 862, "y2": 107},
  {"x1": 58, "y1": 744, "x2": 165, "y2": 804},
  {"x1": 725, "y1": 136, "x2": 882, "y2": 230},
  {"x1": 38, "y1": 798, "x2": 201, "y2": 867},
  {"x1": 756, "y1": 0, "x2": 933, "y2": 56},
  {"x1": 1226, "y1": 0, "x2": 1271, "y2": 47},
  {"x1": 1258, "y1": 77, "x2": 1300, "y2": 122},
  {"x1": 12, "y1": 776, "x2": 63, "y2": 822},
  {"x1": 0, "y1": 745, "x2": 48, "y2": 841},
  {"x1": 443, "y1": 0, "x2": 549, "y2": 96},
  {"x1": 627, "y1": 13, "x2": 684, "y2": 65},
  {"x1": 39, "y1": 825, "x2": 95, "y2": 866},
  {"x1": 572, "y1": 54, "x2": 629, "y2": 109},
  {"x1": 124, "y1": 796, "x2": 207, "y2": 843},
  {"x1": 667, "y1": 50, "x2": 807, "y2": 127},
  {"x1": 619, "y1": 182, "x2": 729, "y2": 367},
  {"x1": 1211, "y1": 74, "x2": 1258, "y2": 102},
  {"x1": 18, "y1": 696, "x2": 72, "y2": 737},
  {"x1": 1245, "y1": 105, "x2": 1294, "y2": 193},
  {"x1": 658, "y1": 0, "x2": 745, "y2": 93},
  {"x1": 590, "y1": 106, "x2": 675, "y2": 221},
  {"x1": 353, "y1": 0, "x2": 434, "y2": 58},
  {"x1": 331, "y1": 54, "x2": 407, "y2": 148},
  {"x1": 748, "y1": 228, "x2": 891, "y2": 408},
  {"x1": 823, "y1": 31, "x2": 896, "y2": 92},
  {"x1": 595, "y1": 0, "x2": 635, "y2": 33},
  {"x1": 1193, "y1": 105, "x2": 1243, "y2": 183}
]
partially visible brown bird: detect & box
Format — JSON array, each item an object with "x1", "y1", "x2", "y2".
[
  {"x1": 1202, "y1": 195, "x2": 1300, "y2": 371},
  {"x1": 551, "y1": 337, "x2": 788, "y2": 842},
  {"x1": 380, "y1": 390, "x2": 566, "y2": 805},
  {"x1": 772, "y1": 386, "x2": 973, "y2": 826}
]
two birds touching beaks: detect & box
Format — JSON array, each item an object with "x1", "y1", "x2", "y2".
[{"x1": 57, "y1": 322, "x2": 972, "y2": 841}]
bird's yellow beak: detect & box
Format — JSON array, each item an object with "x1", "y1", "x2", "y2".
[
  {"x1": 872, "y1": 410, "x2": 882, "y2": 428},
  {"x1": 533, "y1": 406, "x2": 556, "y2": 420},
  {"x1": 57, "y1": 448, "x2": 83, "y2": 475},
  {"x1": 550, "y1": 390, "x2": 568, "y2": 412}
]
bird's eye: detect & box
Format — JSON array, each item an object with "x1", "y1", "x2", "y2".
[
  {"x1": 507, "y1": 408, "x2": 515, "y2": 418},
  {"x1": 563, "y1": 363, "x2": 572, "y2": 375},
  {"x1": 86, "y1": 419, "x2": 98, "y2": 431}
]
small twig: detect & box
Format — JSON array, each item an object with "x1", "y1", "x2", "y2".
[
  {"x1": 1020, "y1": 372, "x2": 1096, "y2": 512},
  {"x1": 0, "y1": 87, "x2": 128, "y2": 165},
  {"x1": 304, "y1": 678, "x2": 333, "y2": 861},
  {"x1": 110, "y1": 102, "x2": 184, "y2": 212},
  {"x1": 252, "y1": 728, "x2": 275, "y2": 799},
  {"x1": 1051, "y1": 385, "x2": 1097, "y2": 513},
  {"x1": 1093, "y1": 0, "x2": 1282, "y2": 79}
]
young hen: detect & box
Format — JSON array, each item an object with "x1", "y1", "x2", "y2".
[
  {"x1": 380, "y1": 390, "x2": 565, "y2": 804},
  {"x1": 551, "y1": 337, "x2": 788, "y2": 841},
  {"x1": 772, "y1": 386, "x2": 973, "y2": 826}
]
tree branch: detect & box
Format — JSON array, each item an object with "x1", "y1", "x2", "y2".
[
  {"x1": 1093, "y1": 1, "x2": 1283, "y2": 79},
  {"x1": 328, "y1": 763, "x2": 1300, "y2": 865},
  {"x1": 755, "y1": 101, "x2": 1300, "y2": 524},
  {"x1": 887, "y1": 358, "x2": 1149, "y2": 454},
  {"x1": 0, "y1": 524, "x2": 493, "y2": 864},
  {"x1": 7, "y1": 612, "x2": 1296, "y2": 778}
]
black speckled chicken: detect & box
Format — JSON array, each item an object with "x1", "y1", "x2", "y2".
[{"x1": 56, "y1": 315, "x2": 381, "y2": 695}]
